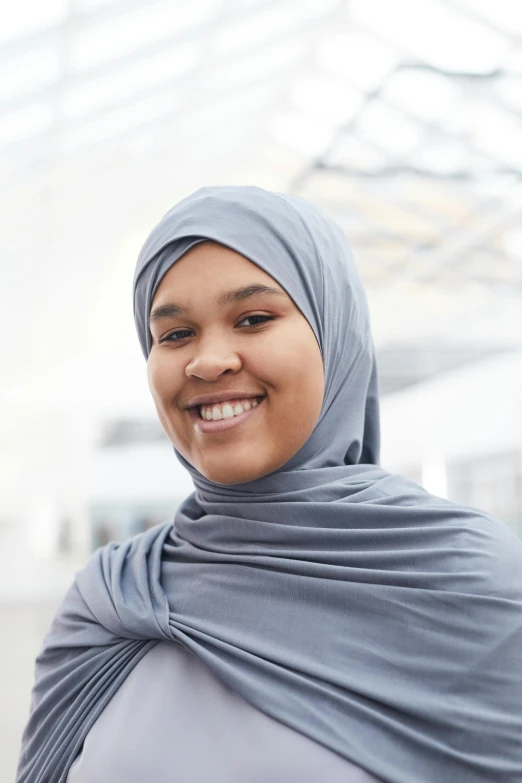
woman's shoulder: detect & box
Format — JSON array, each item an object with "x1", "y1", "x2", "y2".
[
  {"x1": 422, "y1": 487, "x2": 522, "y2": 600},
  {"x1": 376, "y1": 469, "x2": 522, "y2": 599}
]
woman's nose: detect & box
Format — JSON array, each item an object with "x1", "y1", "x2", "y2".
[{"x1": 184, "y1": 338, "x2": 242, "y2": 381}]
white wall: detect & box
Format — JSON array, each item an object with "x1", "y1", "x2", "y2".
[
  {"x1": 88, "y1": 441, "x2": 194, "y2": 503},
  {"x1": 380, "y1": 351, "x2": 522, "y2": 468}
]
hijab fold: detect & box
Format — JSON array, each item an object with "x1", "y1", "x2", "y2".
[{"x1": 17, "y1": 186, "x2": 522, "y2": 783}]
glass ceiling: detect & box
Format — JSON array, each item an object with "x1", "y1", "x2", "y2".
[{"x1": 1, "y1": 0, "x2": 521, "y2": 392}]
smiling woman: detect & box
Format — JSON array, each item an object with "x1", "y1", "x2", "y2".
[
  {"x1": 16, "y1": 186, "x2": 522, "y2": 783},
  {"x1": 146, "y1": 241, "x2": 324, "y2": 484}
]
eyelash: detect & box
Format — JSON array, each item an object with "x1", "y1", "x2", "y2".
[{"x1": 160, "y1": 314, "x2": 276, "y2": 343}]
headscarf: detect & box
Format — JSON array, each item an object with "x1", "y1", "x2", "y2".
[{"x1": 17, "y1": 186, "x2": 522, "y2": 783}]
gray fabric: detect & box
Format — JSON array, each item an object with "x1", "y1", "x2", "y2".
[
  {"x1": 16, "y1": 186, "x2": 522, "y2": 783},
  {"x1": 67, "y1": 640, "x2": 381, "y2": 782}
]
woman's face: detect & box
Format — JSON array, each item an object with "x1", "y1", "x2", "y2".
[{"x1": 147, "y1": 241, "x2": 324, "y2": 484}]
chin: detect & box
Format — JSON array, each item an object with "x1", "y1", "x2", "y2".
[
  {"x1": 201, "y1": 466, "x2": 262, "y2": 485},
  {"x1": 197, "y1": 455, "x2": 272, "y2": 485}
]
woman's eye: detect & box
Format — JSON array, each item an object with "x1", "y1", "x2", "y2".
[
  {"x1": 238, "y1": 314, "x2": 275, "y2": 328},
  {"x1": 162, "y1": 329, "x2": 193, "y2": 342}
]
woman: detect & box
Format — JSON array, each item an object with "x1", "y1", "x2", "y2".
[{"x1": 16, "y1": 186, "x2": 522, "y2": 782}]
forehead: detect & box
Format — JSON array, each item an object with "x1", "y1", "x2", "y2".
[{"x1": 152, "y1": 241, "x2": 287, "y2": 303}]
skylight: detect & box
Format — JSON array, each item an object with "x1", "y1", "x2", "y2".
[
  {"x1": 0, "y1": 0, "x2": 68, "y2": 45},
  {"x1": 62, "y1": 44, "x2": 200, "y2": 118},
  {"x1": 350, "y1": 0, "x2": 508, "y2": 73},
  {"x1": 71, "y1": 0, "x2": 219, "y2": 71},
  {"x1": 0, "y1": 46, "x2": 61, "y2": 103}
]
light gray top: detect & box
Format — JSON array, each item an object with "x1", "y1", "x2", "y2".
[{"x1": 67, "y1": 640, "x2": 380, "y2": 783}]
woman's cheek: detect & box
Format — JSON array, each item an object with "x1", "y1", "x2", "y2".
[
  {"x1": 148, "y1": 353, "x2": 178, "y2": 398},
  {"x1": 253, "y1": 329, "x2": 299, "y2": 372}
]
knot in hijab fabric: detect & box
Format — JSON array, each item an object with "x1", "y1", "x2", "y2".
[{"x1": 16, "y1": 186, "x2": 522, "y2": 783}]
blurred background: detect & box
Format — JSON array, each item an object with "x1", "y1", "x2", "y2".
[{"x1": 1, "y1": 0, "x2": 522, "y2": 777}]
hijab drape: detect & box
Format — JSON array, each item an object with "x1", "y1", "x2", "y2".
[{"x1": 17, "y1": 186, "x2": 522, "y2": 783}]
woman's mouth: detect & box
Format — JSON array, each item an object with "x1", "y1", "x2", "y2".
[{"x1": 188, "y1": 396, "x2": 266, "y2": 433}]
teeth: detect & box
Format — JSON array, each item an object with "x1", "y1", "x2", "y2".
[{"x1": 198, "y1": 397, "x2": 263, "y2": 420}]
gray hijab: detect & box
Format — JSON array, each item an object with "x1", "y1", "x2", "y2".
[{"x1": 17, "y1": 186, "x2": 522, "y2": 783}]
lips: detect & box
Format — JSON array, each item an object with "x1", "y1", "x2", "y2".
[
  {"x1": 184, "y1": 391, "x2": 265, "y2": 410},
  {"x1": 188, "y1": 395, "x2": 265, "y2": 434},
  {"x1": 198, "y1": 396, "x2": 264, "y2": 419}
]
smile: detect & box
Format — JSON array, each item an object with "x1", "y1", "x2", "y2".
[{"x1": 188, "y1": 396, "x2": 266, "y2": 433}]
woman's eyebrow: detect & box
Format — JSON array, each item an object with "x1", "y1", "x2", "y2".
[{"x1": 149, "y1": 284, "x2": 288, "y2": 324}]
